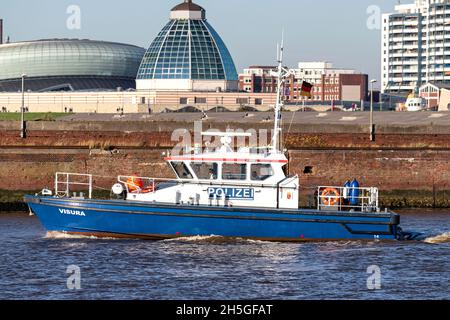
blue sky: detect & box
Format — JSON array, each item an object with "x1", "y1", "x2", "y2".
[{"x1": 1, "y1": 0, "x2": 400, "y2": 85}]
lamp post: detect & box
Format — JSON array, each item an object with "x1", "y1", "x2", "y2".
[
  {"x1": 380, "y1": 92, "x2": 383, "y2": 111},
  {"x1": 20, "y1": 74, "x2": 27, "y2": 139},
  {"x1": 370, "y1": 79, "x2": 377, "y2": 142}
]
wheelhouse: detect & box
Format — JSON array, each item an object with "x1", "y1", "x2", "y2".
[{"x1": 166, "y1": 154, "x2": 287, "y2": 185}]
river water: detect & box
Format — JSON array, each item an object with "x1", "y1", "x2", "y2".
[{"x1": 0, "y1": 209, "x2": 449, "y2": 300}]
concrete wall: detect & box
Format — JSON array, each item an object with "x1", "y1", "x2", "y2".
[
  {"x1": 439, "y1": 88, "x2": 450, "y2": 112},
  {"x1": 341, "y1": 85, "x2": 361, "y2": 101},
  {"x1": 0, "y1": 91, "x2": 140, "y2": 114},
  {"x1": 0, "y1": 90, "x2": 277, "y2": 113}
]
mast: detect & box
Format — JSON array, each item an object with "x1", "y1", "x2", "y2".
[{"x1": 271, "y1": 33, "x2": 287, "y2": 153}]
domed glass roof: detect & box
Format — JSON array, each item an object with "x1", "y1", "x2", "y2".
[
  {"x1": 136, "y1": 2, "x2": 238, "y2": 82},
  {"x1": 0, "y1": 39, "x2": 145, "y2": 81}
]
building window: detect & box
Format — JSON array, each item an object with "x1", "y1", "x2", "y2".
[
  {"x1": 195, "y1": 97, "x2": 207, "y2": 104},
  {"x1": 180, "y1": 97, "x2": 188, "y2": 105},
  {"x1": 140, "y1": 97, "x2": 146, "y2": 104},
  {"x1": 254, "y1": 98, "x2": 263, "y2": 105},
  {"x1": 236, "y1": 98, "x2": 249, "y2": 104}
]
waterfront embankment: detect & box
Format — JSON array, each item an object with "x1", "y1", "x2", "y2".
[{"x1": 0, "y1": 112, "x2": 449, "y2": 211}]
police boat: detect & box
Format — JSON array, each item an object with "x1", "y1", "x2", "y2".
[{"x1": 24, "y1": 43, "x2": 416, "y2": 242}]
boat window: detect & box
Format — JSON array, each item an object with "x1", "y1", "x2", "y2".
[
  {"x1": 191, "y1": 162, "x2": 218, "y2": 180},
  {"x1": 171, "y1": 162, "x2": 193, "y2": 180},
  {"x1": 251, "y1": 164, "x2": 274, "y2": 181},
  {"x1": 222, "y1": 163, "x2": 247, "y2": 181}
]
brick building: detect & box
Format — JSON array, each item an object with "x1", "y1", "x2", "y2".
[
  {"x1": 419, "y1": 82, "x2": 450, "y2": 109},
  {"x1": 239, "y1": 62, "x2": 369, "y2": 102}
]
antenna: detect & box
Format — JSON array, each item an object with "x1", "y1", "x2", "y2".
[
  {"x1": 276, "y1": 43, "x2": 279, "y2": 62},
  {"x1": 280, "y1": 29, "x2": 284, "y2": 62},
  {"x1": 0, "y1": 19, "x2": 3, "y2": 45},
  {"x1": 271, "y1": 30, "x2": 286, "y2": 153}
]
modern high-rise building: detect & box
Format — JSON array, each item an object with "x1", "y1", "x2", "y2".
[
  {"x1": 136, "y1": 0, "x2": 238, "y2": 92},
  {"x1": 381, "y1": 0, "x2": 450, "y2": 94}
]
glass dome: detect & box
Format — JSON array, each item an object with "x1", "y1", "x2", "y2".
[
  {"x1": 0, "y1": 39, "x2": 145, "y2": 91},
  {"x1": 0, "y1": 39, "x2": 145, "y2": 81},
  {"x1": 136, "y1": 2, "x2": 238, "y2": 83}
]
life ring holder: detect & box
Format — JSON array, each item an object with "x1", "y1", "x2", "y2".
[{"x1": 320, "y1": 188, "x2": 341, "y2": 206}]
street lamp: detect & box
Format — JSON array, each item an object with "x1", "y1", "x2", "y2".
[
  {"x1": 21, "y1": 74, "x2": 27, "y2": 139},
  {"x1": 370, "y1": 79, "x2": 377, "y2": 142}
]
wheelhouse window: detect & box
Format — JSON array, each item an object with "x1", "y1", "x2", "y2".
[
  {"x1": 250, "y1": 164, "x2": 274, "y2": 181},
  {"x1": 191, "y1": 162, "x2": 218, "y2": 180},
  {"x1": 222, "y1": 163, "x2": 247, "y2": 181},
  {"x1": 171, "y1": 162, "x2": 193, "y2": 179}
]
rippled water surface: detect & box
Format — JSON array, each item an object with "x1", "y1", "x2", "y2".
[{"x1": 0, "y1": 209, "x2": 449, "y2": 300}]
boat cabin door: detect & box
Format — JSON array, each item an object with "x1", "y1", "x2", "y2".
[{"x1": 277, "y1": 176, "x2": 299, "y2": 209}]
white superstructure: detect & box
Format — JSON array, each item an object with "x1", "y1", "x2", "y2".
[
  {"x1": 382, "y1": 0, "x2": 450, "y2": 93},
  {"x1": 121, "y1": 141, "x2": 299, "y2": 210},
  {"x1": 405, "y1": 96, "x2": 427, "y2": 111}
]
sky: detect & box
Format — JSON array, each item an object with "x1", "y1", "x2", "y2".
[{"x1": 1, "y1": 0, "x2": 402, "y2": 87}]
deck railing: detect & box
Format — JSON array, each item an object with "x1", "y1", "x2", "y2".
[
  {"x1": 317, "y1": 186, "x2": 379, "y2": 213},
  {"x1": 55, "y1": 172, "x2": 93, "y2": 199}
]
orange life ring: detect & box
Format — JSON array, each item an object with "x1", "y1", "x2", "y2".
[
  {"x1": 126, "y1": 176, "x2": 143, "y2": 193},
  {"x1": 321, "y1": 188, "x2": 341, "y2": 206},
  {"x1": 141, "y1": 184, "x2": 156, "y2": 194}
]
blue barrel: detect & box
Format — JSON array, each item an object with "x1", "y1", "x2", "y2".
[
  {"x1": 343, "y1": 180, "x2": 351, "y2": 204},
  {"x1": 343, "y1": 181, "x2": 351, "y2": 198},
  {"x1": 349, "y1": 179, "x2": 360, "y2": 206}
]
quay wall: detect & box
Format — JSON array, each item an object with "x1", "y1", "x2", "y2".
[{"x1": 0, "y1": 119, "x2": 449, "y2": 208}]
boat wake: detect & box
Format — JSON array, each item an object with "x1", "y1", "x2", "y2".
[
  {"x1": 44, "y1": 231, "x2": 118, "y2": 240},
  {"x1": 163, "y1": 235, "x2": 267, "y2": 244},
  {"x1": 424, "y1": 232, "x2": 450, "y2": 244}
]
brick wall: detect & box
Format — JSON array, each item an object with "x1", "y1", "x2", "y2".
[
  {"x1": 0, "y1": 122, "x2": 449, "y2": 194},
  {"x1": 289, "y1": 149, "x2": 450, "y2": 194}
]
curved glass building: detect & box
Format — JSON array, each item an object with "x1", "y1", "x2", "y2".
[
  {"x1": 0, "y1": 39, "x2": 145, "y2": 92},
  {"x1": 136, "y1": 0, "x2": 238, "y2": 92}
]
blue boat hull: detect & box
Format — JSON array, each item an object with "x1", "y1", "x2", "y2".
[{"x1": 25, "y1": 195, "x2": 402, "y2": 241}]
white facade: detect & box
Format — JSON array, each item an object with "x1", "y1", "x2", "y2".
[
  {"x1": 136, "y1": 79, "x2": 238, "y2": 92},
  {"x1": 241, "y1": 66, "x2": 277, "y2": 77},
  {"x1": 0, "y1": 89, "x2": 277, "y2": 113},
  {"x1": 438, "y1": 87, "x2": 450, "y2": 110},
  {"x1": 291, "y1": 62, "x2": 355, "y2": 85},
  {"x1": 170, "y1": 10, "x2": 204, "y2": 20},
  {"x1": 382, "y1": 0, "x2": 450, "y2": 93},
  {"x1": 241, "y1": 62, "x2": 356, "y2": 84}
]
